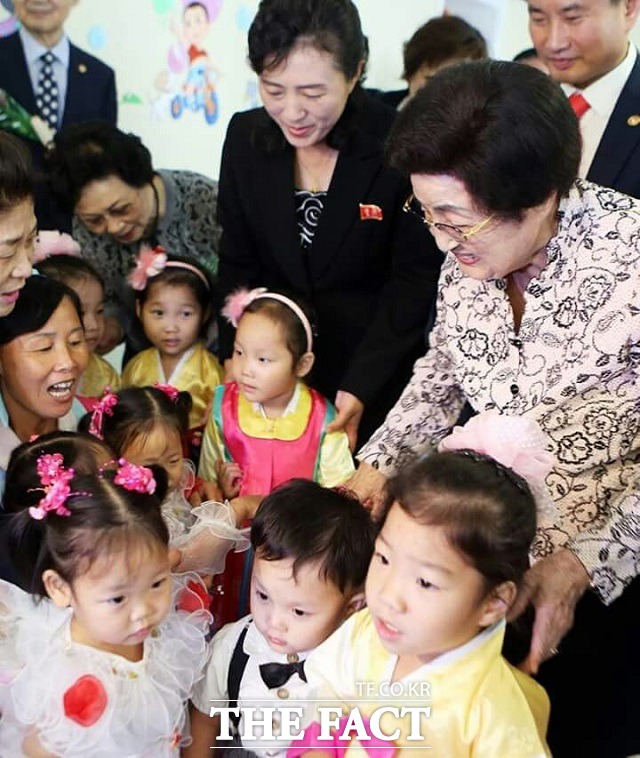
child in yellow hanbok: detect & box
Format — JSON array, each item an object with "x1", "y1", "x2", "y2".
[
  {"x1": 122, "y1": 247, "x2": 223, "y2": 435},
  {"x1": 35, "y1": 243, "x2": 120, "y2": 399},
  {"x1": 294, "y1": 413, "x2": 554, "y2": 757}
]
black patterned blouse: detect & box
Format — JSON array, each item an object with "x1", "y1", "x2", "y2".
[{"x1": 295, "y1": 189, "x2": 327, "y2": 249}]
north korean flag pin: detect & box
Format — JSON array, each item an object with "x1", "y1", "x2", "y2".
[{"x1": 359, "y1": 203, "x2": 383, "y2": 221}]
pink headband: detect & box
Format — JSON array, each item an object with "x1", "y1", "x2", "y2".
[
  {"x1": 222, "y1": 287, "x2": 313, "y2": 352},
  {"x1": 128, "y1": 245, "x2": 209, "y2": 291}
]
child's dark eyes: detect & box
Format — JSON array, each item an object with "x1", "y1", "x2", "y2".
[
  {"x1": 374, "y1": 550, "x2": 389, "y2": 566},
  {"x1": 150, "y1": 309, "x2": 163, "y2": 317},
  {"x1": 418, "y1": 578, "x2": 437, "y2": 590},
  {"x1": 108, "y1": 595, "x2": 126, "y2": 605},
  {"x1": 152, "y1": 577, "x2": 167, "y2": 589},
  {"x1": 255, "y1": 589, "x2": 268, "y2": 602},
  {"x1": 293, "y1": 608, "x2": 307, "y2": 617}
]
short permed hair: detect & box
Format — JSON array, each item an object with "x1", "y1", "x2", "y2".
[
  {"x1": 251, "y1": 479, "x2": 375, "y2": 593},
  {"x1": 386, "y1": 60, "x2": 580, "y2": 219},
  {"x1": 47, "y1": 121, "x2": 154, "y2": 211}
]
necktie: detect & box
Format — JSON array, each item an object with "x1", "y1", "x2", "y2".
[
  {"x1": 259, "y1": 659, "x2": 307, "y2": 689},
  {"x1": 568, "y1": 92, "x2": 590, "y2": 120},
  {"x1": 35, "y1": 51, "x2": 59, "y2": 130}
]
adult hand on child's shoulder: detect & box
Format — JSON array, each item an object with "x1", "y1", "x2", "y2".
[
  {"x1": 345, "y1": 462, "x2": 388, "y2": 520},
  {"x1": 327, "y1": 391, "x2": 364, "y2": 452},
  {"x1": 508, "y1": 548, "x2": 591, "y2": 675}
]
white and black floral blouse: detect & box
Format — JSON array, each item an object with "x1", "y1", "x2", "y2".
[{"x1": 359, "y1": 180, "x2": 640, "y2": 604}]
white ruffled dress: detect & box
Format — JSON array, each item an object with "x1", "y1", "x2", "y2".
[{"x1": 0, "y1": 577, "x2": 211, "y2": 757}]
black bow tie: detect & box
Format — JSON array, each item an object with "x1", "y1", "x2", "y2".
[{"x1": 259, "y1": 660, "x2": 307, "y2": 689}]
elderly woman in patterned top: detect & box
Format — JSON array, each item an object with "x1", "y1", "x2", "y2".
[
  {"x1": 46, "y1": 121, "x2": 220, "y2": 356},
  {"x1": 350, "y1": 60, "x2": 640, "y2": 758}
]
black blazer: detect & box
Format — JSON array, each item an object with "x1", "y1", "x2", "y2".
[
  {"x1": 217, "y1": 94, "x2": 443, "y2": 439},
  {"x1": 0, "y1": 31, "x2": 117, "y2": 228},
  {"x1": 587, "y1": 55, "x2": 640, "y2": 198}
]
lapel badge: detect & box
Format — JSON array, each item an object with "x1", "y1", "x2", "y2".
[
  {"x1": 78, "y1": 63, "x2": 87, "y2": 74},
  {"x1": 627, "y1": 114, "x2": 640, "y2": 127},
  {"x1": 359, "y1": 203, "x2": 383, "y2": 221}
]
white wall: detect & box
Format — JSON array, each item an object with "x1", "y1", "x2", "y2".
[{"x1": 2, "y1": 0, "x2": 638, "y2": 178}]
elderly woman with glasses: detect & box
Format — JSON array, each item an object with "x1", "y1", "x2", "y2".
[{"x1": 351, "y1": 60, "x2": 640, "y2": 758}]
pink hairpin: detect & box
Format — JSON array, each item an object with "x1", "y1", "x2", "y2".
[
  {"x1": 88, "y1": 389, "x2": 118, "y2": 439},
  {"x1": 28, "y1": 453, "x2": 74, "y2": 520},
  {"x1": 222, "y1": 287, "x2": 313, "y2": 351},
  {"x1": 154, "y1": 383, "x2": 180, "y2": 402},
  {"x1": 128, "y1": 245, "x2": 168, "y2": 291},
  {"x1": 438, "y1": 411, "x2": 557, "y2": 518},
  {"x1": 114, "y1": 459, "x2": 156, "y2": 495},
  {"x1": 33, "y1": 230, "x2": 81, "y2": 264},
  {"x1": 128, "y1": 244, "x2": 210, "y2": 291}
]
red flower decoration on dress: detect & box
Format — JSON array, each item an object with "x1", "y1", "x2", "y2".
[
  {"x1": 177, "y1": 580, "x2": 210, "y2": 614},
  {"x1": 63, "y1": 674, "x2": 108, "y2": 727}
]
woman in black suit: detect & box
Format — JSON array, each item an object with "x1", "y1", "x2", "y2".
[{"x1": 217, "y1": 0, "x2": 443, "y2": 448}]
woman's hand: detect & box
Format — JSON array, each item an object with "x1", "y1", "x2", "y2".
[
  {"x1": 327, "y1": 391, "x2": 364, "y2": 452},
  {"x1": 508, "y1": 548, "x2": 591, "y2": 675},
  {"x1": 345, "y1": 462, "x2": 388, "y2": 518},
  {"x1": 96, "y1": 316, "x2": 123, "y2": 354},
  {"x1": 215, "y1": 459, "x2": 243, "y2": 499}
]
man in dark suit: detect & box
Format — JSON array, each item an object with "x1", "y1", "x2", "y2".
[
  {"x1": 0, "y1": 0, "x2": 117, "y2": 229},
  {"x1": 528, "y1": 0, "x2": 640, "y2": 197}
]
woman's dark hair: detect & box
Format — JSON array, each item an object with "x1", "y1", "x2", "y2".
[
  {"x1": 242, "y1": 291, "x2": 316, "y2": 364},
  {"x1": 0, "y1": 132, "x2": 33, "y2": 214},
  {"x1": 402, "y1": 16, "x2": 487, "y2": 80},
  {"x1": 247, "y1": 0, "x2": 367, "y2": 152},
  {"x1": 251, "y1": 479, "x2": 375, "y2": 593},
  {"x1": 0, "y1": 274, "x2": 83, "y2": 346},
  {"x1": 135, "y1": 255, "x2": 214, "y2": 337},
  {"x1": 386, "y1": 60, "x2": 580, "y2": 219},
  {"x1": 380, "y1": 451, "x2": 537, "y2": 590},
  {"x1": 3, "y1": 461, "x2": 169, "y2": 596},
  {"x1": 37, "y1": 254, "x2": 105, "y2": 292},
  {"x1": 81, "y1": 386, "x2": 191, "y2": 457},
  {"x1": 47, "y1": 121, "x2": 154, "y2": 211}
]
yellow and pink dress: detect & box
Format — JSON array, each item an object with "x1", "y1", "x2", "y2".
[{"x1": 199, "y1": 380, "x2": 354, "y2": 626}]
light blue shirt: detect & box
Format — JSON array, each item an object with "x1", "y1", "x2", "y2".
[{"x1": 18, "y1": 26, "x2": 70, "y2": 120}]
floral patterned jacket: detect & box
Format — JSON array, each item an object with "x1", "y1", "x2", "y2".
[{"x1": 359, "y1": 180, "x2": 640, "y2": 604}]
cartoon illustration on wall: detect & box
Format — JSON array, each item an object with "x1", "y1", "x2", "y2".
[
  {"x1": 0, "y1": 0, "x2": 18, "y2": 38},
  {"x1": 154, "y1": 0, "x2": 222, "y2": 125}
]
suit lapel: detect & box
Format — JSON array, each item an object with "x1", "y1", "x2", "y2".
[
  {"x1": 259, "y1": 147, "x2": 313, "y2": 293},
  {"x1": 3, "y1": 33, "x2": 37, "y2": 113},
  {"x1": 308, "y1": 137, "x2": 380, "y2": 281},
  {"x1": 61, "y1": 45, "x2": 82, "y2": 128},
  {"x1": 588, "y1": 56, "x2": 640, "y2": 188}
]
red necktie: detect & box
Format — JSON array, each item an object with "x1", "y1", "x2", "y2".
[{"x1": 569, "y1": 92, "x2": 590, "y2": 119}]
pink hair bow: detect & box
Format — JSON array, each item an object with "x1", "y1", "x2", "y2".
[
  {"x1": 88, "y1": 389, "x2": 118, "y2": 439},
  {"x1": 28, "y1": 453, "x2": 74, "y2": 520},
  {"x1": 221, "y1": 287, "x2": 267, "y2": 327},
  {"x1": 154, "y1": 382, "x2": 180, "y2": 402},
  {"x1": 33, "y1": 230, "x2": 81, "y2": 264},
  {"x1": 128, "y1": 245, "x2": 168, "y2": 291},
  {"x1": 438, "y1": 411, "x2": 557, "y2": 518},
  {"x1": 287, "y1": 716, "x2": 396, "y2": 757},
  {"x1": 114, "y1": 459, "x2": 156, "y2": 494}
]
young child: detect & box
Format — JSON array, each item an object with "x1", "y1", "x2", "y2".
[
  {"x1": 35, "y1": 246, "x2": 121, "y2": 399},
  {"x1": 293, "y1": 413, "x2": 553, "y2": 756},
  {"x1": 199, "y1": 287, "x2": 354, "y2": 497},
  {"x1": 123, "y1": 245, "x2": 223, "y2": 433},
  {"x1": 184, "y1": 479, "x2": 375, "y2": 758},
  {"x1": 86, "y1": 385, "x2": 250, "y2": 575},
  {"x1": 0, "y1": 452, "x2": 211, "y2": 756}
]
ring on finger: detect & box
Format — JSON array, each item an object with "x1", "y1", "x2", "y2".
[{"x1": 549, "y1": 646, "x2": 560, "y2": 656}]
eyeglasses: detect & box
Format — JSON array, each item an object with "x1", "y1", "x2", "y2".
[{"x1": 403, "y1": 194, "x2": 494, "y2": 243}]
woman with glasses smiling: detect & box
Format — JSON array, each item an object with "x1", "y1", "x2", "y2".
[{"x1": 350, "y1": 60, "x2": 640, "y2": 758}]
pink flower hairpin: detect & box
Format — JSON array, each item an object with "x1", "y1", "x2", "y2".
[
  {"x1": 114, "y1": 459, "x2": 156, "y2": 494},
  {"x1": 221, "y1": 287, "x2": 267, "y2": 327},
  {"x1": 128, "y1": 245, "x2": 168, "y2": 291},
  {"x1": 28, "y1": 453, "x2": 74, "y2": 520},
  {"x1": 154, "y1": 383, "x2": 180, "y2": 402},
  {"x1": 88, "y1": 389, "x2": 118, "y2": 439}
]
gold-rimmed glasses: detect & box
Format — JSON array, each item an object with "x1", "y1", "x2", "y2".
[{"x1": 403, "y1": 193, "x2": 494, "y2": 243}]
